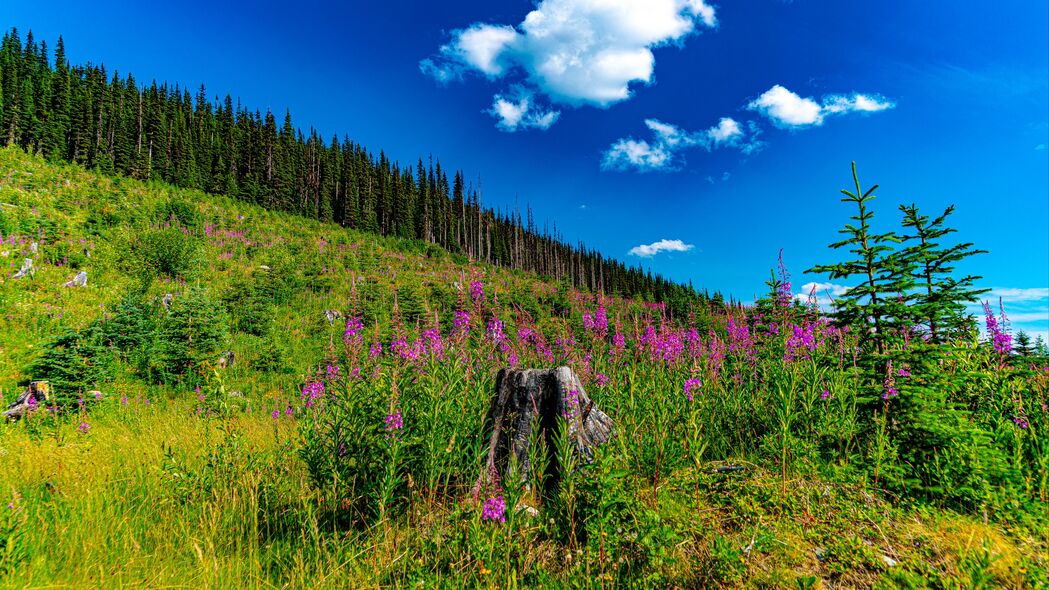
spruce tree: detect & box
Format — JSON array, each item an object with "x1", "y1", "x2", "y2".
[
  {"x1": 896, "y1": 204, "x2": 988, "y2": 343},
  {"x1": 807, "y1": 162, "x2": 912, "y2": 353}
]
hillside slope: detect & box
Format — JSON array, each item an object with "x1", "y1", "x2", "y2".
[{"x1": 0, "y1": 148, "x2": 1046, "y2": 588}]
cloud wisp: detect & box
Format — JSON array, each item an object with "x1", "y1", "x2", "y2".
[
  {"x1": 602, "y1": 117, "x2": 763, "y2": 172},
  {"x1": 628, "y1": 238, "x2": 695, "y2": 257},
  {"x1": 747, "y1": 84, "x2": 895, "y2": 128},
  {"x1": 422, "y1": 0, "x2": 718, "y2": 130}
]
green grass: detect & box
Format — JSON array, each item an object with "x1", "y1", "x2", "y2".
[{"x1": 0, "y1": 147, "x2": 1046, "y2": 588}]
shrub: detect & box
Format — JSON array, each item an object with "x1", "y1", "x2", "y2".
[
  {"x1": 147, "y1": 286, "x2": 229, "y2": 385},
  {"x1": 137, "y1": 227, "x2": 199, "y2": 281},
  {"x1": 26, "y1": 324, "x2": 113, "y2": 406}
]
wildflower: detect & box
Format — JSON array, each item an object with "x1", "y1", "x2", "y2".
[
  {"x1": 896, "y1": 368, "x2": 911, "y2": 377},
  {"x1": 343, "y1": 316, "x2": 364, "y2": 347},
  {"x1": 271, "y1": 409, "x2": 280, "y2": 420},
  {"x1": 120, "y1": 394, "x2": 128, "y2": 406},
  {"x1": 470, "y1": 281, "x2": 484, "y2": 303},
  {"x1": 369, "y1": 341, "x2": 383, "y2": 361},
  {"x1": 486, "y1": 316, "x2": 504, "y2": 344},
  {"x1": 385, "y1": 409, "x2": 403, "y2": 437},
  {"x1": 94, "y1": 391, "x2": 103, "y2": 401},
  {"x1": 983, "y1": 300, "x2": 1012, "y2": 355},
  {"x1": 301, "y1": 379, "x2": 325, "y2": 409},
  {"x1": 452, "y1": 310, "x2": 471, "y2": 335},
  {"x1": 1013, "y1": 416, "x2": 1029, "y2": 429},
  {"x1": 820, "y1": 390, "x2": 833, "y2": 400},
  {"x1": 326, "y1": 362, "x2": 341, "y2": 381},
  {"x1": 562, "y1": 390, "x2": 581, "y2": 419},
  {"x1": 482, "y1": 495, "x2": 507, "y2": 523},
  {"x1": 776, "y1": 249, "x2": 793, "y2": 309},
  {"x1": 77, "y1": 421, "x2": 90, "y2": 434},
  {"x1": 26, "y1": 395, "x2": 38, "y2": 411},
  {"x1": 285, "y1": 405, "x2": 294, "y2": 417},
  {"x1": 684, "y1": 378, "x2": 702, "y2": 402},
  {"x1": 596, "y1": 373, "x2": 610, "y2": 387}
]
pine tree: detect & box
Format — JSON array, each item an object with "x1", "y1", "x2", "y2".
[
  {"x1": 897, "y1": 204, "x2": 988, "y2": 343},
  {"x1": 807, "y1": 162, "x2": 912, "y2": 353}
]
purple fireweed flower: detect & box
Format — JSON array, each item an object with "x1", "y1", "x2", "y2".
[
  {"x1": 482, "y1": 495, "x2": 507, "y2": 523},
  {"x1": 27, "y1": 395, "x2": 38, "y2": 410},
  {"x1": 784, "y1": 322, "x2": 817, "y2": 362},
  {"x1": 562, "y1": 389, "x2": 581, "y2": 419},
  {"x1": 470, "y1": 281, "x2": 484, "y2": 303},
  {"x1": 301, "y1": 379, "x2": 325, "y2": 408},
  {"x1": 777, "y1": 249, "x2": 793, "y2": 309},
  {"x1": 820, "y1": 390, "x2": 833, "y2": 400},
  {"x1": 94, "y1": 391, "x2": 103, "y2": 401},
  {"x1": 271, "y1": 409, "x2": 280, "y2": 420},
  {"x1": 983, "y1": 299, "x2": 1013, "y2": 356},
  {"x1": 583, "y1": 305, "x2": 609, "y2": 336},
  {"x1": 343, "y1": 316, "x2": 364, "y2": 347},
  {"x1": 486, "y1": 316, "x2": 504, "y2": 344},
  {"x1": 896, "y1": 368, "x2": 911, "y2": 377},
  {"x1": 881, "y1": 387, "x2": 899, "y2": 401},
  {"x1": 1013, "y1": 416, "x2": 1029, "y2": 429},
  {"x1": 684, "y1": 378, "x2": 702, "y2": 401},
  {"x1": 369, "y1": 341, "x2": 383, "y2": 360},
  {"x1": 452, "y1": 310, "x2": 471, "y2": 335},
  {"x1": 285, "y1": 406, "x2": 294, "y2": 416},
  {"x1": 120, "y1": 394, "x2": 128, "y2": 406},
  {"x1": 596, "y1": 373, "x2": 610, "y2": 387},
  {"x1": 77, "y1": 421, "x2": 90, "y2": 434},
  {"x1": 326, "y1": 362, "x2": 341, "y2": 381},
  {"x1": 423, "y1": 328, "x2": 445, "y2": 359},
  {"x1": 385, "y1": 409, "x2": 403, "y2": 437}
]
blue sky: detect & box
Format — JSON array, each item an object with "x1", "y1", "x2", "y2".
[{"x1": 3, "y1": 0, "x2": 1047, "y2": 340}]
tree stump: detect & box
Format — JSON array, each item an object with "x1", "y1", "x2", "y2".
[
  {"x1": 474, "y1": 366, "x2": 614, "y2": 497},
  {"x1": 3, "y1": 381, "x2": 51, "y2": 421}
]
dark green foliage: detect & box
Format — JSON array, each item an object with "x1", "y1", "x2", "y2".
[
  {"x1": 807, "y1": 162, "x2": 911, "y2": 353},
  {"x1": 136, "y1": 227, "x2": 199, "y2": 281},
  {"x1": 154, "y1": 197, "x2": 202, "y2": 231},
  {"x1": 148, "y1": 286, "x2": 228, "y2": 384},
  {"x1": 253, "y1": 332, "x2": 288, "y2": 373},
  {"x1": 395, "y1": 284, "x2": 425, "y2": 325},
  {"x1": 298, "y1": 375, "x2": 391, "y2": 524},
  {"x1": 26, "y1": 324, "x2": 112, "y2": 405},
  {"x1": 897, "y1": 204, "x2": 988, "y2": 343},
  {"x1": 223, "y1": 276, "x2": 274, "y2": 336},
  {"x1": 0, "y1": 28, "x2": 701, "y2": 307}
]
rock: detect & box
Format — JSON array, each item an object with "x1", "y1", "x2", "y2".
[
  {"x1": 161, "y1": 293, "x2": 173, "y2": 308},
  {"x1": 13, "y1": 258, "x2": 33, "y2": 279},
  {"x1": 474, "y1": 366, "x2": 614, "y2": 497},
  {"x1": 881, "y1": 555, "x2": 898, "y2": 568},
  {"x1": 228, "y1": 390, "x2": 243, "y2": 397},
  {"x1": 258, "y1": 265, "x2": 271, "y2": 271},
  {"x1": 29, "y1": 241, "x2": 38, "y2": 253},
  {"x1": 64, "y1": 271, "x2": 87, "y2": 288},
  {"x1": 3, "y1": 381, "x2": 51, "y2": 421},
  {"x1": 323, "y1": 309, "x2": 343, "y2": 326},
  {"x1": 216, "y1": 351, "x2": 236, "y2": 369},
  {"x1": 814, "y1": 548, "x2": 828, "y2": 562}
]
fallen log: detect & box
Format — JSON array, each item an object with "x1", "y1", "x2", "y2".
[{"x1": 475, "y1": 366, "x2": 613, "y2": 497}]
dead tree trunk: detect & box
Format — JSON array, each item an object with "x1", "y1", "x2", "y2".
[
  {"x1": 474, "y1": 367, "x2": 613, "y2": 497},
  {"x1": 3, "y1": 381, "x2": 51, "y2": 421}
]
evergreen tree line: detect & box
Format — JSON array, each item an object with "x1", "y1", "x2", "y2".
[{"x1": 0, "y1": 28, "x2": 705, "y2": 305}]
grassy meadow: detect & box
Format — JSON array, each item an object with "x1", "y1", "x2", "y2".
[{"x1": 0, "y1": 146, "x2": 1046, "y2": 588}]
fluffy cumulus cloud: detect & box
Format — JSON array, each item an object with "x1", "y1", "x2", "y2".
[
  {"x1": 628, "y1": 238, "x2": 695, "y2": 257},
  {"x1": 602, "y1": 116, "x2": 762, "y2": 171},
  {"x1": 748, "y1": 85, "x2": 895, "y2": 128},
  {"x1": 422, "y1": 0, "x2": 718, "y2": 129},
  {"x1": 489, "y1": 89, "x2": 561, "y2": 131},
  {"x1": 793, "y1": 281, "x2": 850, "y2": 307}
]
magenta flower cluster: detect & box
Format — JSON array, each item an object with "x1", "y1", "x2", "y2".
[
  {"x1": 385, "y1": 409, "x2": 403, "y2": 437},
  {"x1": 982, "y1": 300, "x2": 1012, "y2": 356},
  {"x1": 301, "y1": 379, "x2": 325, "y2": 408},
  {"x1": 481, "y1": 495, "x2": 506, "y2": 523},
  {"x1": 343, "y1": 316, "x2": 364, "y2": 347},
  {"x1": 684, "y1": 378, "x2": 702, "y2": 401},
  {"x1": 470, "y1": 280, "x2": 484, "y2": 303}
]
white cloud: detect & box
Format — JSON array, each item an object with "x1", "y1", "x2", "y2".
[
  {"x1": 422, "y1": 0, "x2": 718, "y2": 128},
  {"x1": 748, "y1": 85, "x2": 895, "y2": 128},
  {"x1": 488, "y1": 90, "x2": 561, "y2": 131},
  {"x1": 1036, "y1": 144, "x2": 1047, "y2": 151},
  {"x1": 602, "y1": 116, "x2": 762, "y2": 172},
  {"x1": 988, "y1": 287, "x2": 1049, "y2": 303},
  {"x1": 793, "y1": 281, "x2": 851, "y2": 307},
  {"x1": 628, "y1": 238, "x2": 695, "y2": 257}
]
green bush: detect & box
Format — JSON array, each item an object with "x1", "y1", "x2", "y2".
[
  {"x1": 26, "y1": 324, "x2": 113, "y2": 405},
  {"x1": 137, "y1": 227, "x2": 199, "y2": 280},
  {"x1": 146, "y1": 286, "x2": 229, "y2": 385},
  {"x1": 155, "y1": 197, "x2": 202, "y2": 231}
]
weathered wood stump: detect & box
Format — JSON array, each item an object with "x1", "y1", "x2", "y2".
[
  {"x1": 475, "y1": 367, "x2": 614, "y2": 497},
  {"x1": 3, "y1": 381, "x2": 51, "y2": 421}
]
